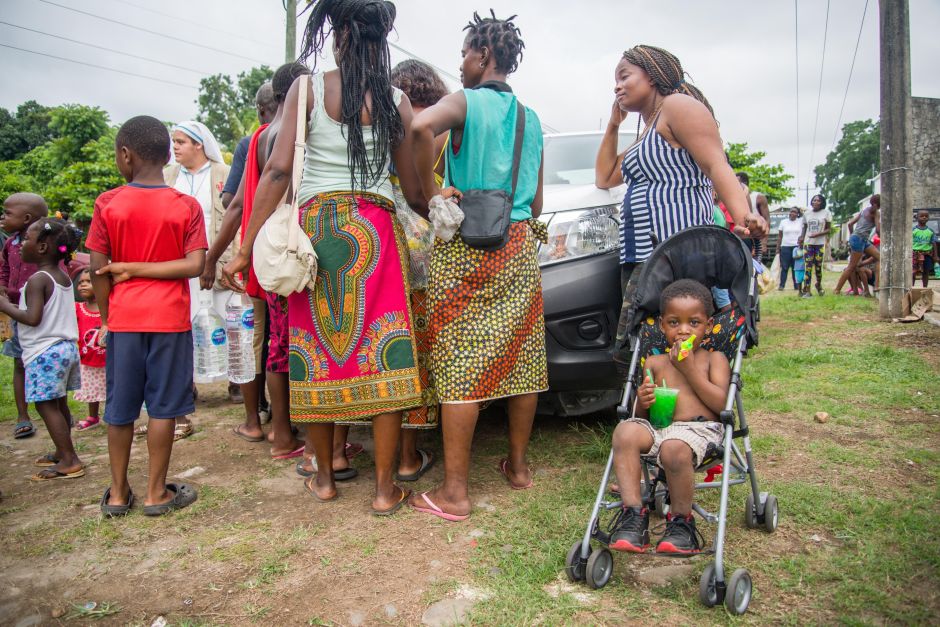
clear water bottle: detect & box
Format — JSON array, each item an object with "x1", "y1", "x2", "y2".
[
  {"x1": 192, "y1": 290, "x2": 227, "y2": 383},
  {"x1": 226, "y1": 293, "x2": 255, "y2": 385}
]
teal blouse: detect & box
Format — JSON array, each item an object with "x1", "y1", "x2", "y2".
[{"x1": 445, "y1": 88, "x2": 543, "y2": 222}]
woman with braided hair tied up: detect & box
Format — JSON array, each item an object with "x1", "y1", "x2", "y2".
[
  {"x1": 596, "y1": 44, "x2": 768, "y2": 361},
  {"x1": 223, "y1": 0, "x2": 428, "y2": 515},
  {"x1": 408, "y1": 11, "x2": 547, "y2": 521}
]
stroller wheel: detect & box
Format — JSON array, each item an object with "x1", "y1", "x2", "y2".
[
  {"x1": 725, "y1": 568, "x2": 752, "y2": 615},
  {"x1": 699, "y1": 562, "x2": 718, "y2": 607},
  {"x1": 565, "y1": 540, "x2": 591, "y2": 582},
  {"x1": 585, "y1": 548, "x2": 614, "y2": 589},
  {"x1": 744, "y1": 493, "x2": 758, "y2": 529},
  {"x1": 763, "y1": 495, "x2": 779, "y2": 533}
]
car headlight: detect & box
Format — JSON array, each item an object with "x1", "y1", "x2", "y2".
[{"x1": 538, "y1": 206, "x2": 620, "y2": 266}]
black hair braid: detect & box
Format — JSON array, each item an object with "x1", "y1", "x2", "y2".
[
  {"x1": 299, "y1": 0, "x2": 402, "y2": 193},
  {"x1": 35, "y1": 218, "x2": 82, "y2": 263},
  {"x1": 463, "y1": 10, "x2": 525, "y2": 75},
  {"x1": 622, "y1": 45, "x2": 714, "y2": 117}
]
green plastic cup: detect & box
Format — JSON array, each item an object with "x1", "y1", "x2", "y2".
[{"x1": 649, "y1": 387, "x2": 679, "y2": 429}]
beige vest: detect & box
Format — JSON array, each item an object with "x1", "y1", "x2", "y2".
[{"x1": 164, "y1": 161, "x2": 235, "y2": 288}]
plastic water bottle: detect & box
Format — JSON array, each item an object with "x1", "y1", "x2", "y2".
[
  {"x1": 226, "y1": 293, "x2": 255, "y2": 384},
  {"x1": 192, "y1": 290, "x2": 227, "y2": 383}
]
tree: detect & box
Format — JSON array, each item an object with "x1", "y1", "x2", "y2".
[
  {"x1": 814, "y1": 119, "x2": 880, "y2": 221},
  {"x1": 725, "y1": 142, "x2": 794, "y2": 205},
  {"x1": 0, "y1": 101, "x2": 54, "y2": 161},
  {"x1": 195, "y1": 65, "x2": 273, "y2": 151}
]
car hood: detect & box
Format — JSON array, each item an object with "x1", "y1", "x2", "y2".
[{"x1": 542, "y1": 183, "x2": 626, "y2": 215}]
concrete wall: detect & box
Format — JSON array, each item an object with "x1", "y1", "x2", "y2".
[{"x1": 912, "y1": 97, "x2": 940, "y2": 209}]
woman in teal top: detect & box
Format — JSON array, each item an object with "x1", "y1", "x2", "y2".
[{"x1": 409, "y1": 11, "x2": 547, "y2": 522}]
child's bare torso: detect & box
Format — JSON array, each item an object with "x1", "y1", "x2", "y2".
[{"x1": 646, "y1": 351, "x2": 721, "y2": 422}]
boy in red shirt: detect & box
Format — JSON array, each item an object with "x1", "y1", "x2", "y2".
[{"x1": 87, "y1": 116, "x2": 208, "y2": 517}]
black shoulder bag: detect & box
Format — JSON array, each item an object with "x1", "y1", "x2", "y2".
[{"x1": 458, "y1": 101, "x2": 525, "y2": 251}]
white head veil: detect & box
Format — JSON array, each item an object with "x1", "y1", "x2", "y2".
[{"x1": 172, "y1": 121, "x2": 224, "y2": 164}]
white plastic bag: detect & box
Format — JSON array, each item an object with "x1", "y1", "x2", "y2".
[
  {"x1": 428, "y1": 194, "x2": 464, "y2": 242},
  {"x1": 393, "y1": 185, "x2": 434, "y2": 290}
]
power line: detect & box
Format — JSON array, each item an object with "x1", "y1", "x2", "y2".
[
  {"x1": 830, "y1": 0, "x2": 869, "y2": 151},
  {"x1": 0, "y1": 43, "x2": 196, "y2": 89},
  {"x1": 36, "y1": 0, "x2": 270, "y2": 65},
  {"x1": 807, "y1": 0, "x2": 831, "y2": 186},
  {"x1": 0, "y1": 21, "x2": 210, "y2": 76},
  {"x1": 794, "y1": 0, "x2": 801, "y2": 194},
  {"x1": 112, "y1": 0, "x2": 277, "y2": 49}
]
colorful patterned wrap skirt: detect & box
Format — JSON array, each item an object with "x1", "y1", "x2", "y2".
[
  {"x1": 402, "y1": 289, "x2": 438, "y2": 428},
  {"x1": 429, "y1": 220, "x2": 548, "y2": 403},
  {"x1": 288, "y1": 192, "x2": 422, "y2": 422}
]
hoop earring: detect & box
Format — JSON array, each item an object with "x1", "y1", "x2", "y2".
[{"x1": 479, "y1": 62, "x2": 486, "y2": 69}]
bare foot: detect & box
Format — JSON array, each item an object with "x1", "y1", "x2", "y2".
[
  {"x1": 270, "y1": 438, "x2": 303, "y2": 458},
  {"x1": 407, "y1": 486, "x2": 471, "y2": 518},
  {"x1": 304, "y1": 475, "x2": 337, "y2": 502},
  {"x1": 499, "y1": 458, "x2": 533, "y2": 490},
  {"x1": 107, "y1": 485, "x2": 131, "y2": 507}
]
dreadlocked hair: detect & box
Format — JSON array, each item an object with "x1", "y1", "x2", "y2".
[
  {"x1": 463, "y1": 10, "x2": 525, "y2": 75},
  {"x1": 299, "y1": 0, "x2": 401, "y2": 193},
  {"x1": 622, "y1": 45, "x2": 714, "y2": 117},
  {"x1": 35, "y1": 218, "x2": 82, "y2": 263}
]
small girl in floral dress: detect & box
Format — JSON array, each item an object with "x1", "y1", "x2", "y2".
[{"x1": 74, "y1": 269, "x2": 106, "y2": 430}]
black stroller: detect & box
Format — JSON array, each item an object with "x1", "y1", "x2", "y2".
[{"x1": 564, "y1": 226, "x2": 779, "y2": 615}]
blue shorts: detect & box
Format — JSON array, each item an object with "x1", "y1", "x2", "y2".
[
  {"x1": 1, "y1": 321, "x2": 23, "y2": 359},
  {"x1": 104, "y1": 331, "x2": 195, "y2": 425},
  {"x1": 849, "y1": 233, "x2": 870, "y2": 253},
  {"x1": 25, "y1": 340, "x2": 81, "y2": 403}
]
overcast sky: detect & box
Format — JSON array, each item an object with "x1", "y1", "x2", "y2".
[{"x1": 2, "y1": 0, "x2": 939, "y2": 205}]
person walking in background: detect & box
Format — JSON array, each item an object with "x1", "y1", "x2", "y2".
[
  {"x1": 913, "y1": 209, "x2": 938, "y2": 288},
  {"x1": 777, "y1": 208, "x2": 804, "y2": 290},
  {"x1": 834, "y1": 195, "x2": 880, "y2": 295},
  {"x1": 73, "y1": 269, "x2": 107, "y2": 430},
  {"x1": 224, "y1": 0, "x2": 427, "y2": 515},
  {"x1": 89, "y1": 115, "x2": 207, "y2": 517},
  {"x1": 0, "y1": 192, "x2": 48, "y2": 440},
  {"x1": 595, "y1": 44, "x2": 767, "y2": 366},
  {"x1": 408, "y1": 11, "x2": 546, "y2": 521},
  {"x1": 0, "y1": 219, "x2": 83, "y2": 481},
  {"x1": 798, "y1": 194, "x2": 832, "y2": 298}
]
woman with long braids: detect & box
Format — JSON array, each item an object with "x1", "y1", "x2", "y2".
[
  {"x1": 222, "y1": 0, "x2": 426, "y2": 514},
  {"x1": 408, "y1": 11, "x2": 546, "y2": 521},
  {"x1": 597, "y1": 45, "x2": 768, "y2": 554},
  {"x1": 596, "y1": 45, "x2": 768, "y2": 355}
]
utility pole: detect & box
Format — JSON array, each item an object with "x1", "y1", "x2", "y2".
[
  {"x1": 285, "y1": 0, "x2": 297, "y2": 63},
  {"x1": 878, "y1": 0, "x2": 913, "y2": 318}
]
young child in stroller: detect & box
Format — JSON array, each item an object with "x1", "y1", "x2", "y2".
[{"x1": 609, "y1": 279, "x2": 730, "y2": 555}]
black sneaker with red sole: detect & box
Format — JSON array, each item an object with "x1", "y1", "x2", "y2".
[
  {"x1": 608, "y1": 506, "x2": 650, "y2": 553},
  {"x1": 656, "y1": 512, "x2": 704, "y2": 555}
]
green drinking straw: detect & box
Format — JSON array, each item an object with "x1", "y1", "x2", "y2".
[{"x1": 646, "y1": 368, "x2": 654, "y2": 385}]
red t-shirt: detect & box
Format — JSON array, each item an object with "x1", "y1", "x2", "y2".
[
  {"x1": 75, "y1": 302, "x2": 106, "y2": 367},
  {"x1": 241, "y1": 123, "x2": 268, "y2": 298},
  {"x1": 85, "y1": 184, "x2": 208, "y2": 333}
]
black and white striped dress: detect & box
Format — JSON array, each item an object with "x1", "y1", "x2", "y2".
[{"x1": 618, "y1": 115, "x2": 714, "y2": 264}]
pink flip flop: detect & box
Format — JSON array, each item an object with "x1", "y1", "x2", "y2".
[
  {"x1": 410, "y1": 492, "x2": 469, "y2": 522},
  {"x1": 272, "y1": 445, "x2": 305, "y2": 460},
  {"x1": 498, "y1": 459, "x2": 534, "y2": 490}
]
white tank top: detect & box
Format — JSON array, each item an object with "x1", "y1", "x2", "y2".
[
  {"x1": 18, "y1": 270, "x2": 79, "y2": 365},
  {"x1": 298, "y1": 72, "x2": 402, "y2": 204}
]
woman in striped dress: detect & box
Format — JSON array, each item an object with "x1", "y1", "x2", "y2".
[{"x1": 595, "y1": 45, "x2": 768, "y2": 348}]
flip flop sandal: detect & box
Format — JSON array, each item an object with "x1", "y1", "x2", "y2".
[
  {"x1": 395, "y1": 449, "x2": 436, "y2": 482},
  {"x1": 303, "y1": 475, "x2": 337, "y2": 502},
  {"x1": 498, "y1": 459, "x2": 534, "y2": 490},
  {"x1": 13, "y1": 420, "x2": 36, "y2": 439},
  {"x1": 345, "y1": 442, "x2": 364, "y2": 459},
  {"x1": 76, "y1": 416, "x2": 100, "y2": 431},
  {"x1": 410, "y1": 491, "x2": 470, "y2": 522},
  {"x1": 133, "y1": 424, "x2": 148, "y2": 438},
  {"x1": 173, "y1": 423, "x2": 195, "y2": 442},
  {"x1": 372, "y1": 486, "x2": 412, "y2": 517},
  {"x1": 31, "y1": 466, "x2": 86, "y2": 481},
  {"x1": 142, "y1": 483, "x2": 198, "y2": 516},
  {"x1": 100, "y1": 487, "x2": 135, "y2": 517},
  {"x1": 335, "y1": 467, "x2": 358, "y2": 482},
  {"x1": 272, "y1": 445, "x2": 305, "y2": 460},
  {"x1": 34, "y1": 453, "x2": 60, "y2": 467},
  {"x1": 232, "y1": 425, "x2": 265, "y2": 443},
  {"x1": 296, "y1": 458, "x2": 316, "y2": 477}
]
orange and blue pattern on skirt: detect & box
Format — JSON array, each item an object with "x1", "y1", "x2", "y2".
[
  {"x1": 287, "y1": 192, "x2": 422, "y2": 422},
  {"x1": 403, "y1": 289, "x2": 439, "y2": 428},
  {"x1": 428, "y1": 221, "x2": 548, "y2": 403}
]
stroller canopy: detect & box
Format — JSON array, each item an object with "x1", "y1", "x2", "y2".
[{"x1": 625, "y1": 225, "x2": 758, "y2": 348}]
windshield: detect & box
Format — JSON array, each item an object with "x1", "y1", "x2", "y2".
[{"x1": 543, "y1": 133, "x2": 635, "y2": 186}]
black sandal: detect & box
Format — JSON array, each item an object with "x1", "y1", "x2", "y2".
[
  {"x1": 100, "y1": 487, "x2": 135, "y2": 518},
  {"x1": 142, "y1": 483, "x2": 197, "y2": 516}
]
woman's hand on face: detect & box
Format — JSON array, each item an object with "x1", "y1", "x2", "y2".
[
  {"x1": 220, "y1": 252, "x2": 248, "y2": 294},
  {"x1": 609, "y1": 99, "x2": 627, "y2": 128}
]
